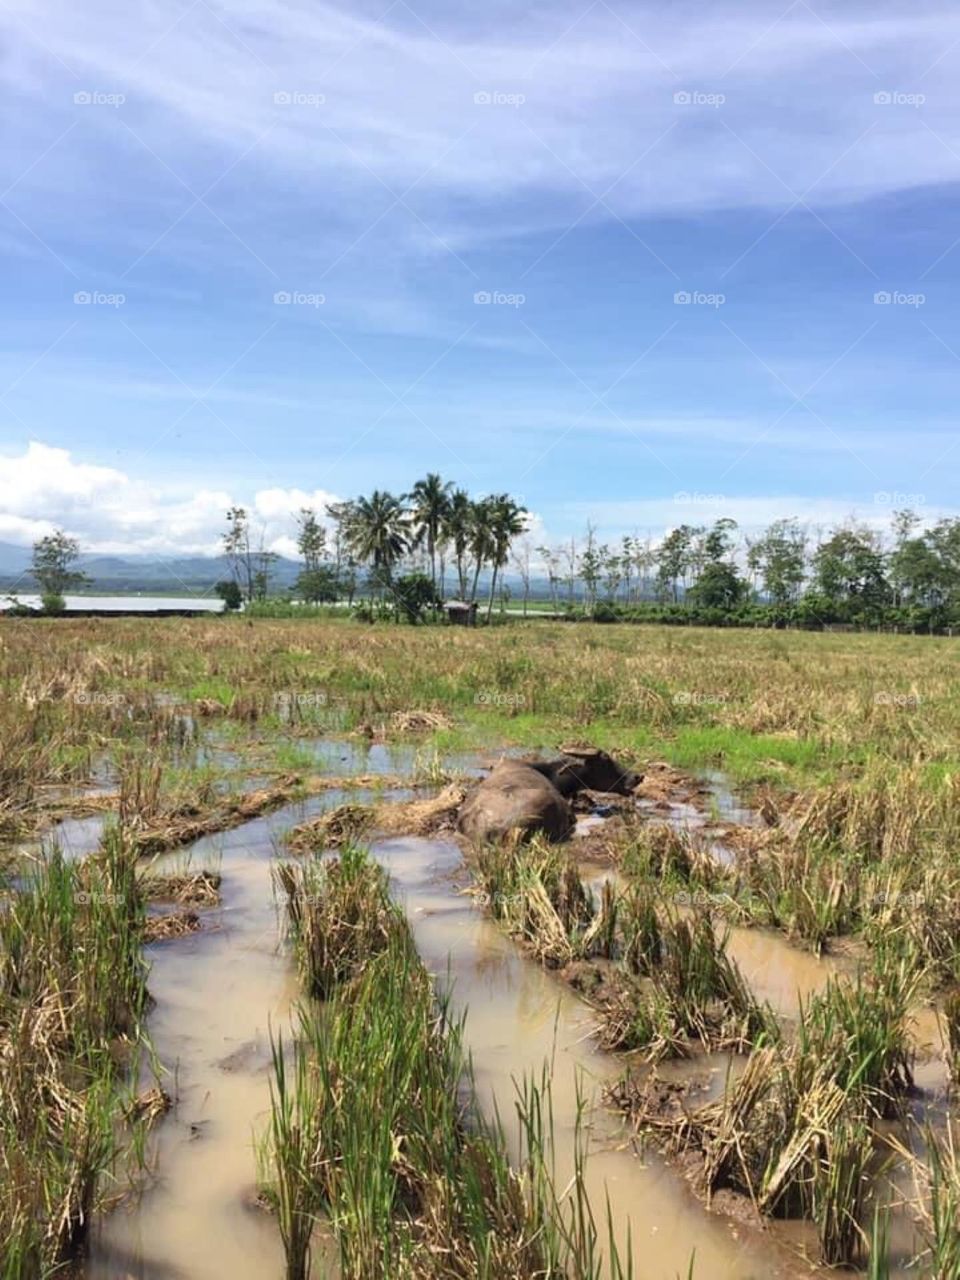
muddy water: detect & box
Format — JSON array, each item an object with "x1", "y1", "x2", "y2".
[
  {"x1": 85, "y1": 792, "x2": 366, "y2": 1280},
  {"x1": 84, "y1": 800, "x2": 819, "y2": 1280},
  {"x1": 81, "y1": 770, "x2": 927, "y2": 1280},
  {"x1": 376, "y1": 836, "x2": 818, "y2": 1280}
]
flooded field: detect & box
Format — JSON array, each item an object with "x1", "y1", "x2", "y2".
[
  {"x1": 81, "y1": 794, "x2": 812, "y2": 1280},
  {"x1": 1, "y1": 755, "x2": 926, "y2": 1278},
  {"x1": 3, "y1": 618, "x2": 960, "y2": 1279}
]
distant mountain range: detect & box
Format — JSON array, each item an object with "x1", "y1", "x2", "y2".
[
  {"x1": 0, "y1": 541, "x2": 582, "y2": 601},
  {"x1": 0, "y1": 541, "x2": 302, "y2": 595}
]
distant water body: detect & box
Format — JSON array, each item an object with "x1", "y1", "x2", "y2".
[{"x1": 4, "y1": 594, "x2": 225, "y2": 614}]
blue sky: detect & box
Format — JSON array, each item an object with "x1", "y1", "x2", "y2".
[{"x1": 0, "y1": 0, "x2": 958, "y2": 556}]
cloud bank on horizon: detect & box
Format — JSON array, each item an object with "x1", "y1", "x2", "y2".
[{"x1": 0, "y1": 0, "x2": 958, "y2": 554}]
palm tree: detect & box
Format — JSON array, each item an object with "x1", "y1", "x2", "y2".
[
  {"x1": 484, "y1": 494, "x2": 528, "y2": 621},
  {"x1": 408, "y1": 473, "x2": 452, "y2": 598},
  {"x1": 347, "y1": 490, "x2": 410, "y2": 598},
  {"x1": 468, "y1": 498, "x2": 494, "y2": 604},
  {"x1": 442, "y1": 488, "x2": 474, "y2": 600}
]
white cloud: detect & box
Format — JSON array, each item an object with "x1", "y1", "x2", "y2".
[
  {"x1": 2, "y1": 441, "x2": 953, "y2": 566},
  {"x1": 0, "y1": 442, "x2": 128, "y2": 517},
  {"x1": 253, "y1": 486, "x2": 341, "y2": 523},
  {"x1": 0, "y1": 441, "x2": 344, "y2": 556}
]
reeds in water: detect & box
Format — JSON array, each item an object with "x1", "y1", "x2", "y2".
[
  {"x1": 274, "y1": 844, "x2": 397, "y2": 997},
  {"x1": 265, "y1": 846, "x2": 631, "y2": 1279},
  {"x1": 0, "y1": 828, "x2": 149, "y2": 1274},
  {"x1": 617, "y1": 950, "x2": 917, "y2": 1267},
  {"x1": 599, "y1": 908, "x2": 778, "y2": 1059}
]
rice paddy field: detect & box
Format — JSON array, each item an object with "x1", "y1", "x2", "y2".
[{"x1": 2, "y1": 614, "x2": 960, "y2": 1279}]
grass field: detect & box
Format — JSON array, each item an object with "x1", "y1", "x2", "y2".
[
  {"x1": 2, "y1": 614, "x2": 959, "y2": 1277},
  {"x1": 2, "y1": 614, "x2": 954, "y2": 815}
]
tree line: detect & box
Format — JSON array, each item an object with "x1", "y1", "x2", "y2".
[
  {"x1": 218, "y1": 476, "x2": 528, "y2": 622},
  {"x1": 15, "y1": 490, "x2": 960, "y2": 632},
  {"x1": 532, "y1": 511, "x2": 960, "y2": 631}
]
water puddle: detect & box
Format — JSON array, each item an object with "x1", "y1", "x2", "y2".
[
  {"x1": 76, "y1": 761, "x2": 931, "y2": 1280},
  {"x1": 375, "y1": 836, "x2": 822, "y2": 1280},
  {"x1": 87, "y1": 808, "x2": 301, "y2": 1279}
]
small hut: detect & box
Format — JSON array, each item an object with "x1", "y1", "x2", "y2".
[{"x1": 444, "y1": 600, "x2": 478, "y2": 627}]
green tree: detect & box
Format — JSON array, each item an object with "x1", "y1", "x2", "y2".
[
  {"x1": 468, "y1": 498, "x2": 494, "y2": 603},
  {"x1": 656, "y1": 525, "x2": 696, "y2": 602},
  {"x1": 392, "y1": 571, "x2": 440, "y2": 623},
  {"x1": 687, "y1": 561, "x2": 747, "y2": 609},
  {"x1": 703, "y1": 517, "x2": 738, "y2": 564},
  {"x1": 408, "y1": 473, "x2": 452, "y2": 599},
  {"x1": 295, "y1": 507, "x2": 331, "y2": 604},
  {"x1": 215, "y1": 579, "x2": 243, "y2": 610},
  {"x1": 223, "y1": 507, "x2": 256, "y2": 601},
  {"x1": 812, "y1": 525, "x2": 890, "y2": 620},
  {"x1": 483, "y1": 494, "x2": 527, "y2": 622},
  {"x1": 890, "y1": 535, "x2": 944, "y2": 610},
  {"x1": 578, "y1": 525, "x2": 603, "y2": 611},
  {"x1": 442, "y1": 488, "x2": 474, "y2": 600},
  {"x1": 750, "y1": 518, "x2": 808, "y2": 607},
  {"x1": 30, "y1": 530, "x2": 89, "y2": 599},
  {"x1": 347, "y1": 490, "x2": 410, "y2": 597},
  {"x1": 927, "y1": 517, "x2": 960, "y2": 601}
]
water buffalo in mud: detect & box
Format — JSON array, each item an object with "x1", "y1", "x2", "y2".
[{"x1": 457, "y1": 747, "x2": 642, "y2": 844}]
